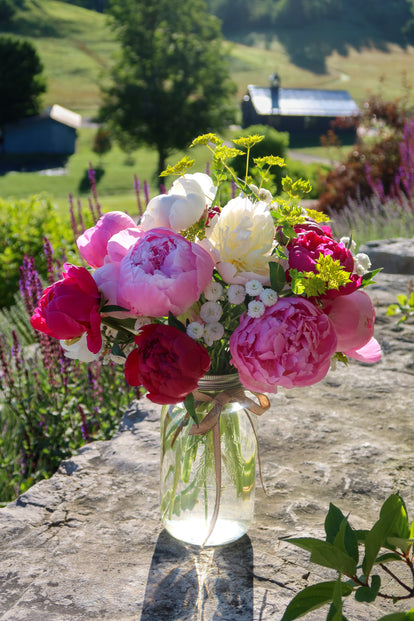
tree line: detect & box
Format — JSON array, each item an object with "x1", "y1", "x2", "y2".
[{"x1": 55, "y1": 0, "x2": 414, "y2": 42}]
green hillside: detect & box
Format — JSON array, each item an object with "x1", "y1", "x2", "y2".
[
  {"x1": 2, "y1": 0, "x2": 414, "y2": 118},
  {"x1": 1, "y1": 0, "x2": 118, "y2": 116},
  {"x1": 1, "y1": 0, "x2": 413, "y2": 204}
]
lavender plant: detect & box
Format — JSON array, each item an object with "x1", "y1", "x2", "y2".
[{"x1": 0, "y1": 183, "x2": 146, "y2": 505}]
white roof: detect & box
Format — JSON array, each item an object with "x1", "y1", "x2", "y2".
[
  {"x1": 248, "y1": 85, "x2": 359, "y2": 118},
  {"x1": 49, "y1": 104, "x2": 82, "y2": 129}
]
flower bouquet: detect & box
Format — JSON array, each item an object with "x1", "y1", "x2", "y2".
[{"x1": 30, "y1": 134, "x2": 381, "y2": 546}]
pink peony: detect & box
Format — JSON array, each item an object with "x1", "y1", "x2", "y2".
[
  {"x1": 117, "y1": 228, "x2": 214, "y2": 317},
  {"x1": 124, "y1": 324, "x2": 211, "y2": 404},
  {"x1": 322, "y1": 289, "x2": 376, "y2": 352},
  {"x1": 30, "y1": 264, "x2": 102, "y2": 353},
  {"x1": 229, "y1": 297, "x2": 337, "y2": 392},
  {"x1": 77, "y1": 211, "x2": 140, "y2": 268},
  {"x1": 344, "y1": 337, "x2": 382, "y2": 363}
]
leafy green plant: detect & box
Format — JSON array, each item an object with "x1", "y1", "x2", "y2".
[
  {"x1": 387, "y1": 290, "x2": 414, "y2": 324},
  {"x1": 0, "y1": 194, "x2": 82, "y2": 308},
  {"x1": 281, "y1": 494, "x2": 414, "y2": 621},
  {"x1": 0, "y1": 247, "x2": 139, "y2": 505},
  {"x1": 230, "y1": 124, "x2": 289, "y2": 193}
]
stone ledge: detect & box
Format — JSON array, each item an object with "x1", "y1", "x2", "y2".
[
  {"x1": 1, "y1": 273, "x2": 414, "y2": 620},
  {"x1": 360, "y1": 237, "x2": 414, "y2": 274}
]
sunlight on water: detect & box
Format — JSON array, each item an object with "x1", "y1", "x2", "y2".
[{"x1": 164, "y1": 516, "x2": 250, "y2": 547}]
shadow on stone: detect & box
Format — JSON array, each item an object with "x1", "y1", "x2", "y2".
[{"x1": 141, "y1": 530, "x2": 253, "y2": 620}]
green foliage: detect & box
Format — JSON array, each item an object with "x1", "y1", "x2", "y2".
[
  {"x1": 58, "y1": 0, "x2": 107, "y2": 11},
  {"x1": 230, "y1": 124, "x2": 289, "y2": 194},
  {"x1": 0, "y1": 245, "x2": 139, "y2": 504},
  {"x1": 387, "y1": 291, "x2": 414, "y2": 323},
  {"x1": 318, "y1": 94, "x2": 413, "y2": 213},
  {"x1": 92, "y1": 126, "x2": 112, "y2": 159},
  {"x1": 100, "y1": 0, "x2": 236, "y2": 176},
  {"x1": 282, "y1": 494, "x2": 414, "y2": 621},
  {"x1": 0, "y1": 195, "x2": 79, "y2": 308},
  {"x1": 0, "y1": 327, "x2": 136, "y2": 504},
  {"x1": 0, "y1": 34, "x2": 46, "y2": 126},
  {"x1": 0, "y1": 0, "x2": 17, "y2": 22}
]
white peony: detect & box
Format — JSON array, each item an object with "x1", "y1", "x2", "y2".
[
  {"x1": 60, "y1": 333, "x2": 100, "y2": 362},
  {"x1": 140, "y1": 173, "x2": 216, "y2": 233},
  {"x1": 208, "y1": 196, "x2": 276, "y2": 284}
]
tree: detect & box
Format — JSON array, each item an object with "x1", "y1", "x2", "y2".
[
  {"x1": 100, "y1": 0, "x2": 236, "y2": 177},
  {"x1": 0, "y1": 36, "x2": 46, "y2": 129}
]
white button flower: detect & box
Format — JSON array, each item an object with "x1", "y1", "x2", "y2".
[
  {"x1": 200, "y1": 301, "x2": 223, "y2": 323},
  {"x1": 340, "y1": 237, "x2": 357, "y2": 253},
  {"x1": 354, "y1": 252, "x2": 371, "y2": 276},
  {"x1": 247, "y1": 300, "x2": 265, "y2": 318},
  {"x1": 260, "y1": 288, "x2": 278, "y2": 307},
  {"x1": 203, "y1": 280, "x2": 224, "y2": 301},
  {"x1": 245, "y1": 279, "x2": 263, "y2": 296},
  {"x1": 227, "y1": 284, "x2": 246, "y2": 305},
  {"x1": 186, "y1": 322, "x2": 205, "y2": 340},
  {"x1": 203, "y1": 322, "x2": 224, "y2": 346}
]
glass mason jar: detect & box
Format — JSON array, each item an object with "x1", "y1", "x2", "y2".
[{"x1": 160, "y1": 373, "x2": 258, "y2": 547}]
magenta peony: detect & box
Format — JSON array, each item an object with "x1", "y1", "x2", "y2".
[
  {"x1": 287, "y1": 230, "x2": 361, "y2": 297},
  {"x1": 117, "y1": 227, "x2": 214, "y2": 317},
  {"x1": 229, "y1": 297, "x2": 337, "y2": 392},
  {"x1": 30, "y1": 264, "x2": 102, "y2": 353},
  {"x1": 77, "y1": 211, "x2": 140, "y2": 268},
  {"x1": 124, "y1": 324, "x2": 211, "y2": 404}
]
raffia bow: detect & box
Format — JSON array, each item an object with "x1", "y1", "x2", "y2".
[{"x1": 189, "y1": 386, "x2": 270, "y2": 546}]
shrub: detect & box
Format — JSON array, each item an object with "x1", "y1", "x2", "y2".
[
  {"x1": 92, "y1": 126, "x2": 112, "y2": 160},
  {"x1": 0, "y1": 195, "x2": 91, "y2": 308},
  {"x1": 317, "y1": 94, "x2": 413, "y2": 212},
  {"x1": 0, "y1": 249, "x2": 138, "y2": 504},
  {"x1": 0, "y1": 0, "x2": 15, "y2": 22}
]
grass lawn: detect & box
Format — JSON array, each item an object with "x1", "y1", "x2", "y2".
[
  {"x1": 2, "y1": 0, "x2": 414, "y2": 212},
  {"x1": 0, "y1": 127, "x2": 216, "y2": 214}
]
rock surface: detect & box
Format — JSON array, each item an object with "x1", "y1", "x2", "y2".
[
  {"x1": 360, "y1": 237, "x2": 414, "y2": 274},
  {"x1": 1, "y1": 272, "x2": 414, "y2": 621}
]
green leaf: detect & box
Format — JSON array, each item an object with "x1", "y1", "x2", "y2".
[
  {"x1": 184, "y1": 393, "x2": 198, "y2": 425},
  {"x1": 281, "y1": 581, "x2": 353, "y2": 621},
  {"x1": 168, "y1": 312, "x2": 186, "y2": 333},
  {"x1": 360, "y1": 268, "x2": 382, "y2": 288},
  {"x1": 377, "y1": 612, "x2": 414, "y2": 621},
  {"x1": 101, "y1": 304, "x2": 130, "y2": 313},
  {"x1": 285, "y1": 538, "x2": 357, "y2": 576},
  {"x1": 355, "y1": 574, "x2": 381, "y2": 602},
  {"x1": 387, "y1": 536, "x2": 414, "y2": 550},
  {"x1": 375, "y1": 552, "x2": 403, "y2": 564},
  {"x1": 396, "y1": 294, "x2": 408, "y2": 306},
  {"x1": 329, "y1": 575, "x2": 345, "y2": 621},
  {"x1": 111, "y1": 342, "x2": 126, "y2": 358},
  {"x1": 363, "y1": 494, "x2": 410, "y2": 577},
  {"x1": 327, "y1": 602, "x2": 348, "y2": 621},
  {"x1": 325, "y1": 504, "x2": 359, "y2": 563},
  {"x1": 269, "y1": 261, "x2": 286, "y2": 293}
]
